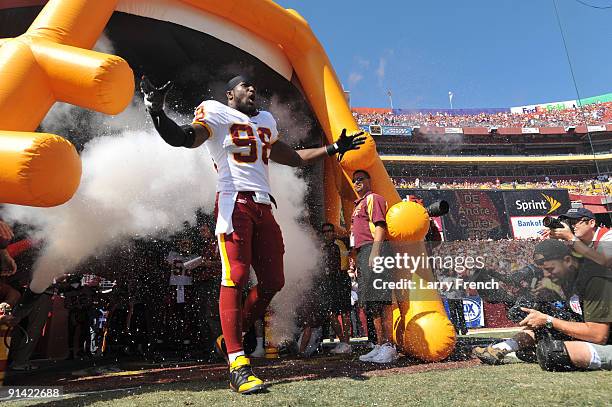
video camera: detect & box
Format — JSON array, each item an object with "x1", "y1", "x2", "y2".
[
  {"x1": 406, "y1": 195, "x2": 449, "y2": 218},
  {"x1": 468, "y1": 264, "x2": 546, "y2": 302},
  {"x1": 542, "y1": 216, "x2": 565, "y2": 230},
  {"x1": 508, "y1": 264, "x2": 543, "y2": 289},
  {"x1": 507, "y1": 297, "x2": 583, "y2": 341},
  {"x1": 507, "y1": 297, "x2": 580, "y2": 324},
  {"x1": 426, "y1": 200, "x2": 449, "y2": 218}
]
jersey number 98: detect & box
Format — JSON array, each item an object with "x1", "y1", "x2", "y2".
[{"x1": 230, "y1": 124, "x2": 272, "y2": 164}]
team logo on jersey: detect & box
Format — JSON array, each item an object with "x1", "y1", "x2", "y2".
[{"x1": 194, "y1": 105, "x2": 206, "y2": 122}]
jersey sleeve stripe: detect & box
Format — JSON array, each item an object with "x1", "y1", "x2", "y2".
[{"x1": 192, "y1": 121, "x2": 214, "y2": 140}]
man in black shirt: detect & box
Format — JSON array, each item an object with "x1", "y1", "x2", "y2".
[{"x1": 474, "y1": 240, "x2": 612, "y2": 371}]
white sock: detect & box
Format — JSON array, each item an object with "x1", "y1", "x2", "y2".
[
  {"x1": 228, "y1": 351, "x2": 245, "y2": 364},
  {"x1": 256, "y1": 337, "x2": 264, "y2": 349},
  {"x1": 492, "y1": 339, "x2": 519, "y2": 352}
]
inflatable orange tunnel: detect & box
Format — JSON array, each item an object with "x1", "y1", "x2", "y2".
[
  {"x1": 0, "y1": 0, "x2": 454, "y2": 361},
  {"x1": 0, "y1": 0, "x2": 133, "y2": 207}
]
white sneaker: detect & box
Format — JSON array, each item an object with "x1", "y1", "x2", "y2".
[
  {"x1": 370, "y1": 343, "x2": 399, "y2": 364},
  {"x1": 298, "y1": 327, "x2": 322, "y2": 357},
  {"x1": 249, "y1": 347, "x2": 265, "y2": 358},
  {"x1": 359, "y1": 344, "x2": 382, "y2": 362},
  {"x1": 330, "y1": 342, "x2": 352, "y2": 354}
]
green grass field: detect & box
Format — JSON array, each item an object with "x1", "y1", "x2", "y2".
[{"x1": 7, "y1": 362, "x2": 611, "y2": 406}]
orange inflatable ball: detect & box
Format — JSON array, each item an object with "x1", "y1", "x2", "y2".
[
  {"x1": 401, "y1": 310, "x2": 457, "y2": 362},
  {"x1": 0, "y1": 131, "x2": 81, "y2": 207},
  {"x1": 386, "y1": 201, "x2": 430, "y2": 241},
  {"x1": 338, "y1": 131, "x2": 376, "y2": 172}
]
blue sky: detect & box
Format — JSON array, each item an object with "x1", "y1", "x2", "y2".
[{"x1": 275, "y1": 0, "x2": 612, "y2": 109}]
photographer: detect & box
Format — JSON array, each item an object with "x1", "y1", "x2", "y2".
[
  {"x1": 473, "y1": 240, "x2": 612, "y2": 371},
  {"x1": 546, "y1": 208, "x2": 612, "y2": 268}
]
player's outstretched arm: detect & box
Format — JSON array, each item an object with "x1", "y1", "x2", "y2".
[
  {"x1": 270, "y1": 129, "x2": 366, "y2": 167},
  {"x1": 140, "y1": 76, "x2": 209, "y2": 148}
]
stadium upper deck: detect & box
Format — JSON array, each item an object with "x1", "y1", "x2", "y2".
[
  {"x1": 353, "y1": 93, "x2": 612, "y2": 133},
  {"x1": 360, "y1": 94, "x2": 612, "y2": 179}
]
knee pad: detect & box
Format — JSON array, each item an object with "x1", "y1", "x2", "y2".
[{"x1": 536, "y1": 339, "x2": 577, "y2": 372}]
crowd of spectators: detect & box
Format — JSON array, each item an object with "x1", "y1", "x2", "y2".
[
  {"x1": 0, "y1": 216, "x2": 364, "y2": 367},
  {"x1": 354, "y1": 102, "x2": 612, "y2": 129},
  {"x1": 0, "y1": 216, "x2": 230, "y2": 367},
  {"x1": 431, "y1": 239, "x2": 540, "y2": 301},
  {"x1": 392, "y1": 177, "x2": 612, "y2": 196}
]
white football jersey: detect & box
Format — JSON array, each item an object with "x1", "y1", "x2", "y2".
[{"x1": 192, "y1": 100, "x2": 279, "y2": 193}]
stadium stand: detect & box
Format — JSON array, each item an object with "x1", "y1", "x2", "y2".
[
  {"x1": 391, "y1": 177, "x2": 611, "y2": 196},
  {"x1": 353, "y1": 102, "x2": 612, "y2": 129}
]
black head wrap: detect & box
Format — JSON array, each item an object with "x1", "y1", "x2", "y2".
[{"x1": 225, "y1": 75, "x2": 254, "y2": 92}]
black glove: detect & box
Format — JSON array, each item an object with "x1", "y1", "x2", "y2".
[
  {"x1": 140, "y1": 75, "x2": 173, "y2": 113},
  {"x1": 326, "y1": 129, "x2": 367, "y2": 161}
]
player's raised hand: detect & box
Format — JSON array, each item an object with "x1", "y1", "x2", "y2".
[
  {"x1": 140, "y1": 75, "x2": 173, "y2": 113},
  {"x1": 334, "y1": 129, "x2": 367, "y2": 161}
]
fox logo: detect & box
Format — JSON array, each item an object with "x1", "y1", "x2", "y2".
[{"x1": 542, "y1": 193, "x2": 561, "y2": 214}]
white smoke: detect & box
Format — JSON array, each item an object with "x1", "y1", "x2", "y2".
[
  {"x1": 268, "y1": 95, "x2": 314, "y2": 145},
  {"x1": 419, "y1": 132, "x2": 465, "y2": 155},
  {"x1": 93, "y1": 32, "x2": 115, "y2": 55},
  {"x1": 265, "y1": 97, "x2": 321, "y2": 341},
  {"x1": 4, "y1": 126, "x2": 216, "y2": 292},
  {"x1": 6, "y1": 79, "x2": 322, "y2": 339},
  {"x1": 268, "y1": 164, "x2": 320, "y2": 342}
]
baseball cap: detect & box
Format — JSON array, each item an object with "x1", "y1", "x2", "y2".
[
  {"x1": 533, "y1": 239, "x2": 571, "y2": 265},
  {"x1": 558, "y1": 207, "x2": 595, "y2": 220}
]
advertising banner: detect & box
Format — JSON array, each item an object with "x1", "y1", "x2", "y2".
[
  {"x1": 521, "y1": 127, "x2": 539, "y2": 134},
  {"x1": 463, "y1": 297, "x2": 485, "y2": 328},
  {"x1": 578, "y1": 92, "x2": 612, "y2": 106},
  {"x1": 445, "y1": 127, "x2": 463, "y2": 134},
  {"x1": 369, "y1": 125, "x2": 382, "y2": 135},
  {"x1": 509, "y1": 216, "x2": 546, "y2": 239},
  {"x1": 381, "y1": 125, "x2": 413, "y2": 136},
  {"x1": 510, "y1": 99, "x2": 577, "y2": 114},
  {"x1": 398, "y1": 189, "x2": 510, "y2": 240},
  {"x1": 503, "y1": 189, "x2": 570, "y2": 217},
  {"x1": 587, "y1": 125, "x2": 606, "y2": 132},
  {"x1": 398, "y1": 189, "x2": 571, "y2": 240}
]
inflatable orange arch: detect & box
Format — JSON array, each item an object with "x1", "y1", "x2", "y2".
[{"x1": 0, "y1": 0, "x2": 455, "y2": 361}]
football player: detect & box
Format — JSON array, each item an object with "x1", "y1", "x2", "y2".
[{"x1": 141, "y1": 74, "x2": 365, "y2": 394}]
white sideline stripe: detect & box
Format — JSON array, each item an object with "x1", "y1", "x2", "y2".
[{"x1": 116, "y1": 0, "x2": 293, "y2": 80}]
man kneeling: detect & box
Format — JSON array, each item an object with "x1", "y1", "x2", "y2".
[{"x1": 473, "y1": 240, "x2": 612, "y2": 371}]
